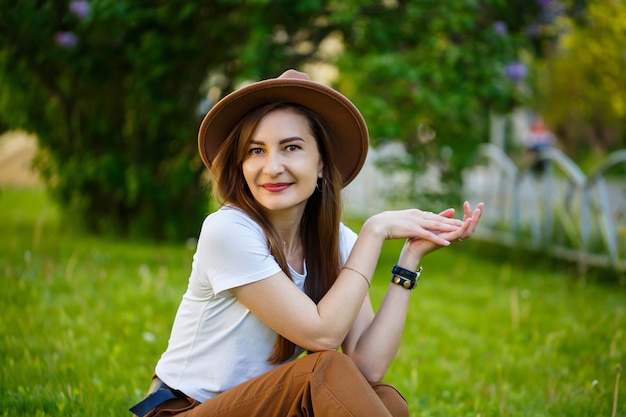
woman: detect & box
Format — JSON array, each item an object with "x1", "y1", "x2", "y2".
[{"x1": 130, "y1": 69, "x2": 484, "y2": 417}]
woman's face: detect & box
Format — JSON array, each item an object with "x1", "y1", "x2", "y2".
[{"x1": 242, "y1": 108, "x2": 323, "y2": 218}]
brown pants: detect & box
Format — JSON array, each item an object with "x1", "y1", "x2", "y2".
[{"x1": 147, "y1": 350, "x2": 408, "y2": 417}]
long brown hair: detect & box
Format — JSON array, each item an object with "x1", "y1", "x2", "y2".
[{"x1": 210, "y1": 102, "x2": 344, "y2": 363}]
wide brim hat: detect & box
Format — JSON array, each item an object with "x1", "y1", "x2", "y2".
[{"x1": 198, "y1": 69, "x2": 369, "y2": 187}]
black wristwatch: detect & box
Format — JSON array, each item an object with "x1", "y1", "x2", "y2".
[{"x1": 390, "y1": 265, "x2": 422, "y2": 290}]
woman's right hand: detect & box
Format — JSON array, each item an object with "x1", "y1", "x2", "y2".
[{"x1": 363, "y1": 208, "x2": 464, "y2": 247}]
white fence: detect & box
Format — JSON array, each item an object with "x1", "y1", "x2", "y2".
[
  {"x1": 343, "y1": 143, "x2": 626, "y2": 273},
  {"x1": 466, "y1": 144, "x2": 626, "y2": 272}
]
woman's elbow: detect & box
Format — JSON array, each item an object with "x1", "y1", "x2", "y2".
[
  {"x1": 301, "y1": 332, "x2": 344, "y2": 352},
  {"x1": 349, "y1": 355, "x2": 386, "y2": 383},
  {"x1": 361, "y1": 368, "x2": 385, "y2": 383}
]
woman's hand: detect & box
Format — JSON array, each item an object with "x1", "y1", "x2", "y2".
[
  {"x1": 364, "y1": 208, "x2": 465, "y2": 247},
  {"x1": 400, "y1": 201, "x2": 484, "y2": 262}
]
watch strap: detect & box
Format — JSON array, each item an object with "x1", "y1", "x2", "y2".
[{"x1": 390, "y1": 265, "x2": 422, "y2": 290}]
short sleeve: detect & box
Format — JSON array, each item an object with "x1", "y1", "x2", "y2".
[
  {"x1": 338, "y1": 222, "x2": 358, "y2": 265},
  {"x1": 194, "y1": 207, "x2": 282, "y2": 298}
]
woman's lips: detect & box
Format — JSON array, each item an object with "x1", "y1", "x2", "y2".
[{"x1": 261, "y1": 183, "x2": 291, "y2": 192}]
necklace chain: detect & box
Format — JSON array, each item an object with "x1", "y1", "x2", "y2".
[{"x1": 282, "y1": 239, "x2": 299, "y2": 259}]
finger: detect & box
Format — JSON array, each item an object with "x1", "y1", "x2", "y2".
[
  {"x1": 439, "y1": 217, "x2": 473, "y2": 241},
  {"x1": 424, "y1": 222, "x2": 463, "y2": 234},
  {"x1": 437, "y1": 208, "x2": 456, "y2": 218},
  {"x1": 423, "y1": 210, "x2": 462, "y2": 227},
  {"x1": 438, "y1": 229, "x2": 468, "y2": 244},
  {"x1": 458, "y1": 217, "x2": 478, "y2": 239},
  {"x1": 463, "y1": 201, "x2": 473, "y2": 221},
  {"x1": 464, "y1": 214, "x2": 479, "y2": 236},
  {"x1": 438, "y1": 202, "x2": 485, "y2": 242},
  {"x1": 461, "y1": 204, "x2": 484, "y2": 237},
  {"x1": 469, "y1": 203, "x2": 484, "y2": 225},
  {"x1": 415, "y1": 229, "x2": 453, "y2": 246},
  {"x1": 423, "y1": 209, "x2": 459, "y2": 222},
  {"x1": 468, "y1": 205, "x2": 484, "y2": 235}
]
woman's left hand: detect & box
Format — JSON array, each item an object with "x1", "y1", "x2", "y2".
[{"x1": 401, "y1": 201, "x2": 484, "y2": 261}]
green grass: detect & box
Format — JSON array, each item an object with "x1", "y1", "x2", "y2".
[{"x1": 1, "y1": 188, "x2": 624, "y2": 416}]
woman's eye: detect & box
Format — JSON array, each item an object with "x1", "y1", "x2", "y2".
[
  {"x1": 285, "y1": 144, "x2": 300, "y2": 152},
  {"x1": 248, "y1": 148, "x2": 263, "y2": 155}
]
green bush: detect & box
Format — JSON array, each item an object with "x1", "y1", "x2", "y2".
[
  {"x1": 0, "y1": 0, "x2": 339, "y2": 239},
  {"x1": 0, "y1": 0, "x2": 577, "y2": 239}
]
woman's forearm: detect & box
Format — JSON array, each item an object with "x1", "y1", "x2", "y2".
[
  {"x1": 313, "y1": 218, "x2": 387, "y2": 348},
  {"x1": 346, "y1": 254, "x2": 423, "y2": 382}
]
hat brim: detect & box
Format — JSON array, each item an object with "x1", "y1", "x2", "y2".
[{"x1": 198, "y1": 75, "x2": 369, "y2": 187}]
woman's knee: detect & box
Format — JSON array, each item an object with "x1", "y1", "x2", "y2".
[
  {"x1": 311, "y1": 350, "x2": 357, "y2": 373},
  {"x1": 371, "y1": 382, "x2": 409, "y2": 417},
  {"x1": 311, "y1": 352, "x2": 409, "y2": 416},
  {"x1": 308, "y1": 350, "x2": 366, "y2": 385}
]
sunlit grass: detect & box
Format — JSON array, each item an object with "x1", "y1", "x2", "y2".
[{"x1": 1, "y1": 188, "x2": 624, "y2": 416}]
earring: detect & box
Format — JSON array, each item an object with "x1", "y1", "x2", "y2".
[{"x1": 316, "y1": 178, "x2": 327, "y2": 191}]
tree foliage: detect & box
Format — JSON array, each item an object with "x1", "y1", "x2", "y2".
[
  {"x1": 326, "y1": 0, "x2": 593, "y2": 206},
  {"x1": 331, "y1": 0, "x2": 567, "y2": 204},
  {"x1": 0, "y1": 0, "x2": 338, "y2": 239},
  {"x1": 0, "y1": 0, "x2": 579, "y2": 238},
  {"x1": 531, "y1": 0, "x2": 626, "y2": 159}
]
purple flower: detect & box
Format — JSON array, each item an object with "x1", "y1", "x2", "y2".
[
  {"x1": 55, "y1": 31, "x2": 79, "y2": 48},
  {"x1": 69, "y1": 0, "x2": 91, "y2": 20},
  {"x1": 493, "y1": 21, "x2": 508, "y2": 35},
  {"x1": 505, "y1": 61, "x2": 527, "y2": 83}
]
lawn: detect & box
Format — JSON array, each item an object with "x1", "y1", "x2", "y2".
[{"x1": 1, "y1": 187, "x2": 624, "y2": 416}]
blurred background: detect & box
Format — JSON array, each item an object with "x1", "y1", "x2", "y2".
[
  {"x1": 1, "y1": 0, "x2": 624, "y2": 270},
  {"x1": 0, "y1": 0, "x2": 626, "y2": 258}
]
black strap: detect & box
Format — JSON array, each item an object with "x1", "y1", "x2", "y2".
[{"x1": 129, "y1": 384, "x2": 185, "y2": 417}]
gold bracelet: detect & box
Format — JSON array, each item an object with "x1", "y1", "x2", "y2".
[{"x1": 343, "y1": 266, "x2": 371, "y2": 288}]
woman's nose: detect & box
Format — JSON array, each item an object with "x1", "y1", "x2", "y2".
[{"x1": 262, "y1": 151, "x2": 285, "y2": 176}]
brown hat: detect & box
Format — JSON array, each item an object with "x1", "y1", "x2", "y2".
[{"x1": 198, "y1": 69, "x2": 369, "y2": 187}]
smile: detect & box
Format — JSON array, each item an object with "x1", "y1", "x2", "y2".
[{"x1": 261, "y1": 183, "x2": 292, "y2": 192}]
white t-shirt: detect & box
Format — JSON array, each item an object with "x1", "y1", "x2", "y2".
[{"x1": 155, "y1": 206, "x2": 358, "y2": 402}]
